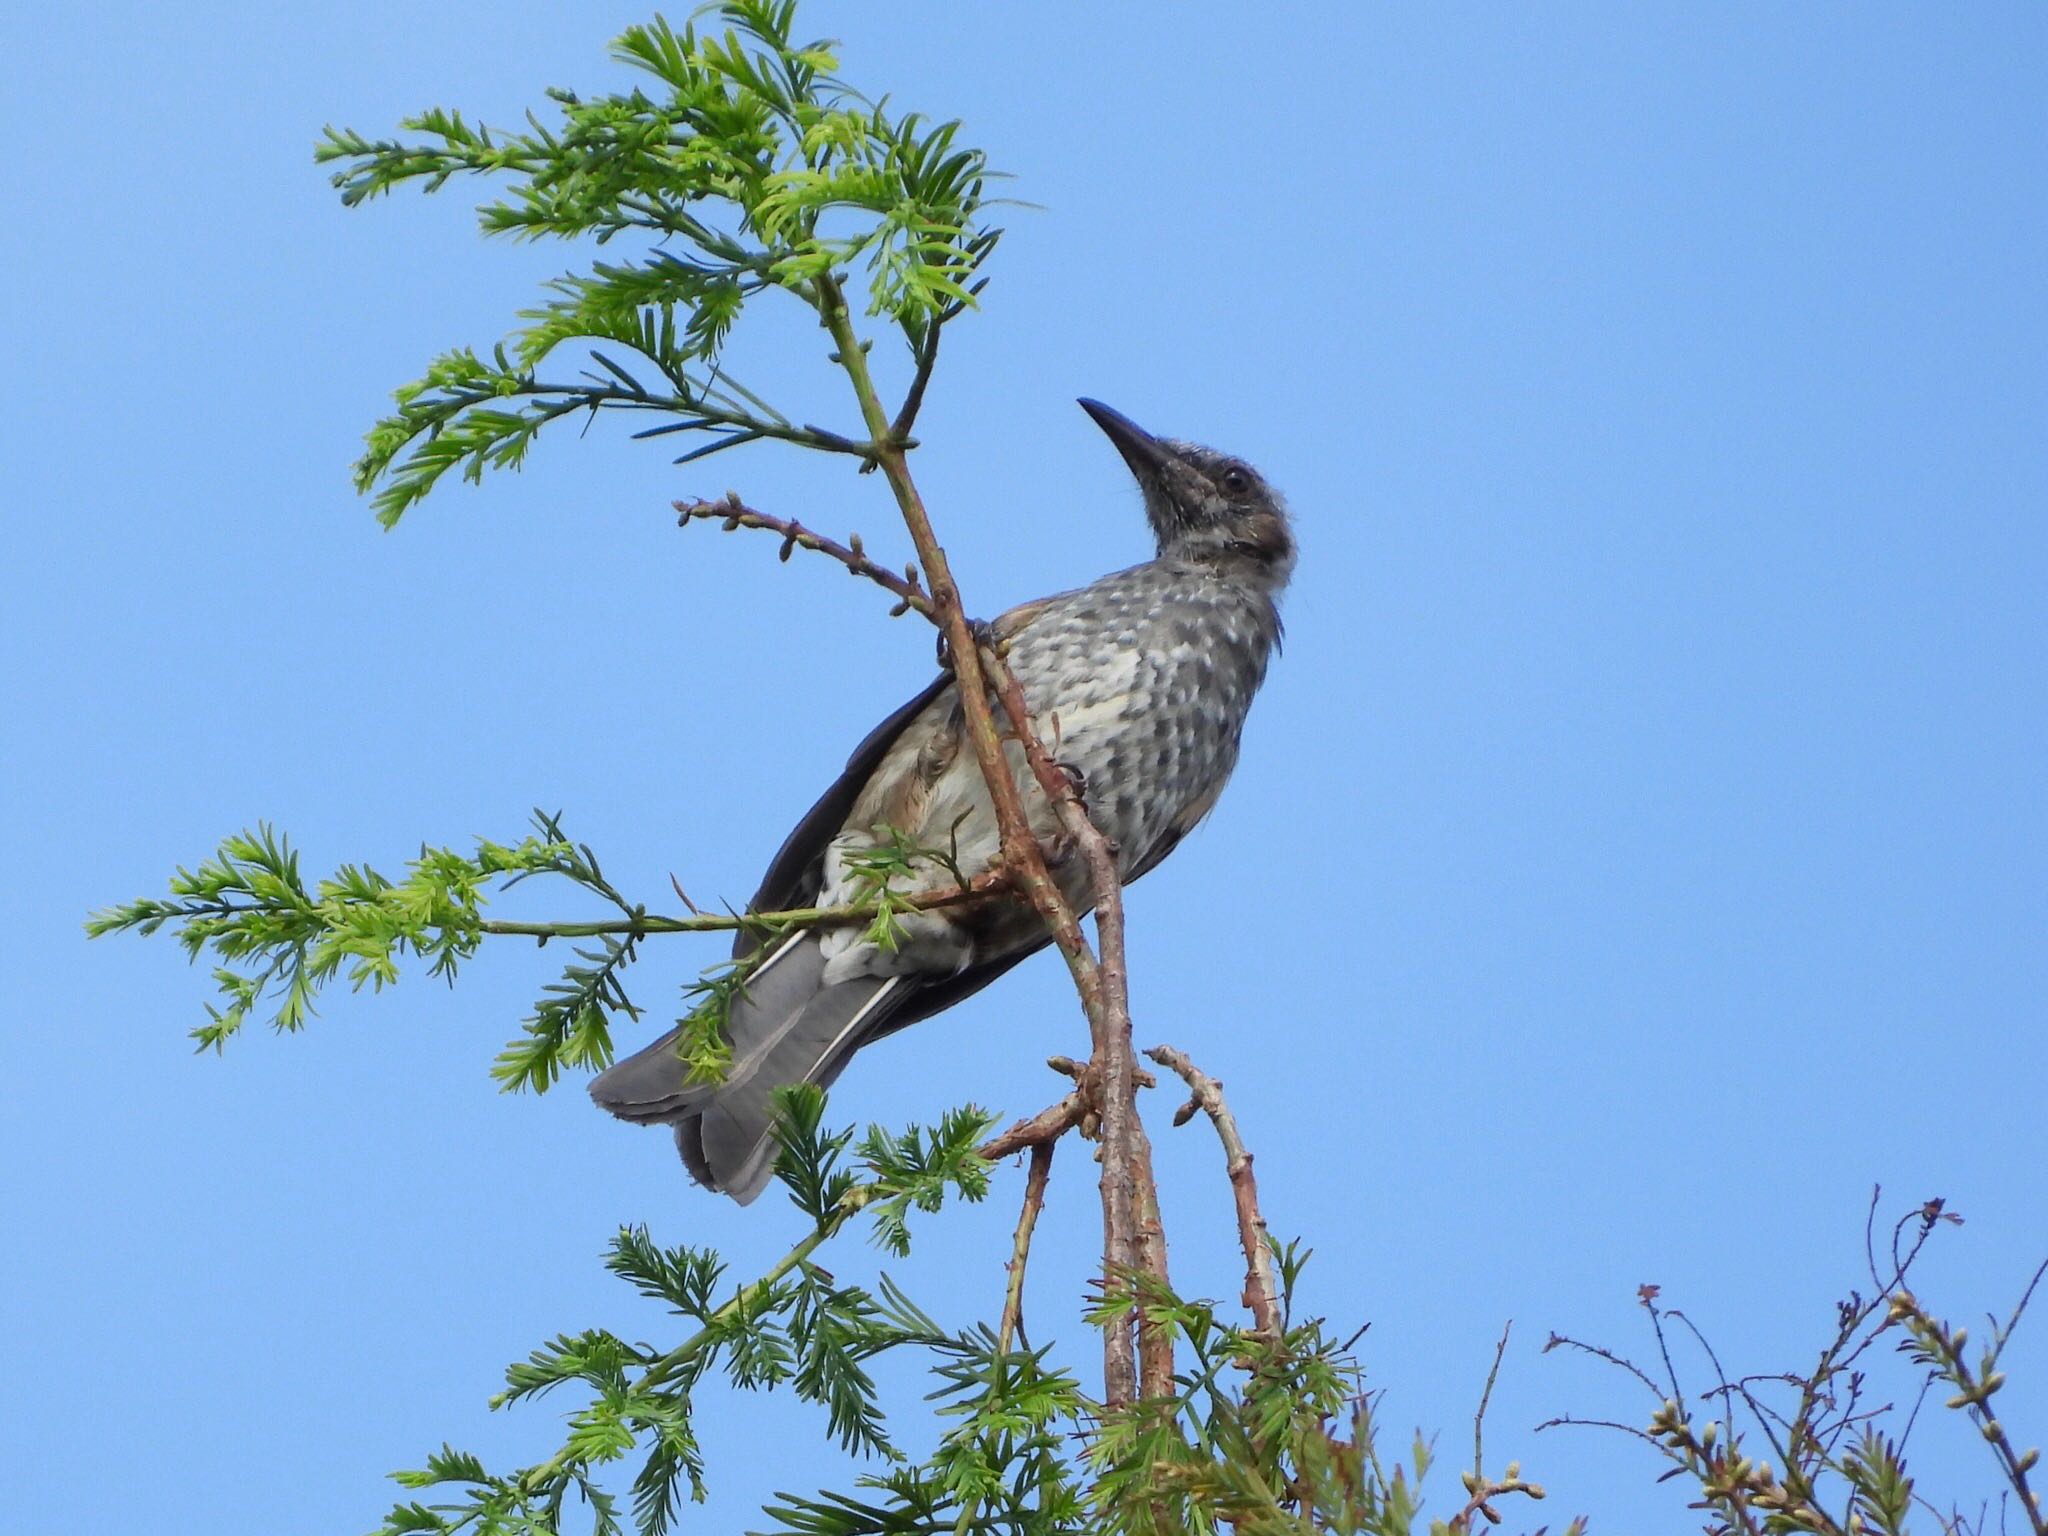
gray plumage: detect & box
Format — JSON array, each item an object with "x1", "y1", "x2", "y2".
[{"x1": 590, "y1": 400, "x2": 1294, "y2": 1202}]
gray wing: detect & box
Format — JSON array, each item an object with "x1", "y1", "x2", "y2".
[
  {"x1": 736, "y1": 673, "x2": 953, "y2": 959},
  {"x1": 867, "y1": 795, "x2": 1193, "y2": 1040},
  {"x1": 864, "y1": 814, "x2": 1188, "y2": 1040},
  {"x1": 733, "y1": 630, "x2": 1197, "y2": 1031},
  {"x1": 734, "y1": 665, "x2": 1057, "y2": 1038}
]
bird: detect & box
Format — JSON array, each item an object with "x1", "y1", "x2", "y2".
[{"x1": 589, "y1": 399, "x2": 1294, "y2": 1201}]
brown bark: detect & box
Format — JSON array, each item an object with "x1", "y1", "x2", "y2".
[{"x1": 814, "y1": 275, "x2": 1169, "y2": 1405}]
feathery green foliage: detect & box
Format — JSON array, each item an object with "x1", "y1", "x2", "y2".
[
  {"x1": 371, "y1": 1087, "x2": 995, "y2": 1535},
  {"x1": 87, "y1": 815, "x2": 597, "y2": 1056},
  {"x1": 89, "y1": 811, "x2": 953, "y2": 1091},
  {"x1": 315, "y1": 1, "x2": 1001, "y2": 525},
  {"x1": 377, "y1": 1083, "x2": 1534, "y2": 1536}
]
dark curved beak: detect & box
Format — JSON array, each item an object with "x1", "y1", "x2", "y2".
[{"x1": 1078, "y1": 397, "x2": 1171, "y2": 478}]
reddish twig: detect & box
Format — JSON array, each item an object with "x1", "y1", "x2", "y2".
[
  {"x1": 978, "y1": 1093, "x2": 1087, "y2": 1161},
  {"x1": 1146, "y1": 1044, "x2": 1281, "y2": 1342},
  {"x1": 677, "y1": 494, "x2": 935, "y2": 620}
]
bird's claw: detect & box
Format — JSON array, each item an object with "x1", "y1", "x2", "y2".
[{"x1": 937, "y1": 618, "x2": 998, "y2": 673}]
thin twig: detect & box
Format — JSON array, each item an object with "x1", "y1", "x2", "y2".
[
  {"x1": 890, "y1": 320, "x2": 941, "y2": 442},
  {"x1": 677, "y1": 495, "x2": 936, "y2": 620},
  {"x1": 978, "y1": 1093, "x2": 1086, "y2": 1161},
  {"x1": 1535, "y1": 1412, "x2": 1663, "y2": 1446},
  {"x1": 1144, "y1": 1044, "x2": 1282, "y2": 1342},
  {"x1": 1994, "y1": 1257, "x2": 2048, "y2": 1357},
  {"x1": 998, "y1": 1141, "x2": 1053, "y2": 1354},
  {"x1": 1541, "y1": 1330, "x2": 1668, "y2": 1399},
  {"x1": 952, "y1": 1139, "x2": 1055, "y2": 1536},
  {"x1": 1642, "y1": 1286, "x2": 1689, "y2": 1422},
  {"x1": 478, "y1": 865, "x2": 1009, "y2": 941},
  {"x1": 1474, "y1": 1320, "x2": 1513, "y2": 1478}
]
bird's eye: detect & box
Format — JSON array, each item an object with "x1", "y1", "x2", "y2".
[{"x1": 1219, "y1": 467, "x2": 1252, "y2": 496}]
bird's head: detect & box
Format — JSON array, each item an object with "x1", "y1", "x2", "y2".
[{"x1": 1078, "y1": 398, "x2": 1293, "y2": 580}]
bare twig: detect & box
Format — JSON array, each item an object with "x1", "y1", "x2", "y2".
[
  {"x1": 1534, "y1": 1412, "x2": 1663, "y2": 1445},
  {"x1": 1474, "y1": 1320, "x2": 1512, "y2": 1478},
  {"x1": 951, "y1": 1140, "x2": 1054, "y2": 1536},
  {"x1": 1144, "y1": 1044, "x2": 1281, "y2": 1342},
  {"x1": 1994, "y1": 1257, "x2": 2048, "y2": 1360},
  {"x1": 677, "y1": 494, "x2": 935, "y2": 620},
  {"x1": 998, "y1": 1141, "x2": 1053, "y2": 1354},
  {"x1": 1542, "y1": 1329, "x2": 1668, "y2": 1399},
  {"x1": 978, "y1": 1093, "x2": 1086, "y2": 1161}
]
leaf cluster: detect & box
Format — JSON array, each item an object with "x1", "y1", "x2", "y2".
[
  {"x1": 95, "y1": 803, "x2": 1556, "y2": 1536},
  {"x1": 316, "y1": 1, "x2": 1003, "y2": 524},
  {"x1": 836, "y1": 822, "x2": 974, "y2": 953},
  {"x1": 1076, "y1": 1244, "x2": 1529, "y2": 1536},
  {"x1": 89, "y1": 820, "x2": 564, "y2": 1050},
  {"x1": 90, "y1": 813, "x2": 653, "y2": 1084},
  {"x1": 364, "y1": 1085, "x2": 1539, "y2": 1536},
  {"x1": 762, "y1": 1238, "x2": 1540, "y2": 1536},
  {"x1": 373, "y1": 1087, "x2": 997, "y2": 1536}
]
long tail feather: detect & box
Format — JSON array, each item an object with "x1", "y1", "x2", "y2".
[
  {"x1": 694, "y1": 974, "x2": 903, "y2": 1203},
  {"x1": 588, "y1": 931, "x2": 913, "y2": 1203},
  {"x1": 586, "y1": 930, "x2": 819, "y2": 1122}
]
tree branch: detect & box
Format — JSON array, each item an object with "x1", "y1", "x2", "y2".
[
  {"x1": 812, "y1": 271, "x2": 1165, "y2": 1406},
  {"x1": 983, "y1": 651, "x2": 1172, "y2": 1396},
  {"x1": 978, "y1": 1093, "x2": 1087, "y2": 1161},
  {"x1": 677, "y1": 494, "x2": 935, "y2": 619},
  {"x1": 1145, "y1": 1044, "x2": 1281, "y2": 1342}
]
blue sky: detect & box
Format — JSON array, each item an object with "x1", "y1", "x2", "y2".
[{"x1": 4, "y1": 2, "x2": 2044, "y2": 1529}]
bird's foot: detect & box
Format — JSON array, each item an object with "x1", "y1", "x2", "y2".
[
  {"x1": 935, "y1": 617, "x2": 998, "y2": 674},
  {"x1": 1052, "y1": 758, "x2": 1088, "y2": 806}
]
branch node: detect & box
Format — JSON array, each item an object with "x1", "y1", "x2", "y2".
[{"x1": 674, "y1": 497, "x2": 936, "y2": 623}]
